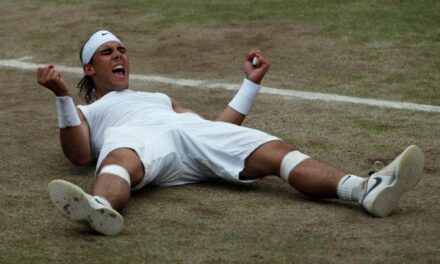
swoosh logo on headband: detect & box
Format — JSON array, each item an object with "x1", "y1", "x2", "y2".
[{"x1": 101, "y1": 32, "x2": 109, "y2": 36}]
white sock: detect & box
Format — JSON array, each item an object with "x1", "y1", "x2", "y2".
[{"x1": 337, "y1": 175, "x2": 367, "y2": 202}]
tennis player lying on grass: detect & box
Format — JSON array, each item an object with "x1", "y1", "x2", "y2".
[{"x1": 37, "y1": 30, "x2": 424, "y2": 235}]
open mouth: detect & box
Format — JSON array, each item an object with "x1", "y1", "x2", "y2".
[{"x1": 112, "y1": 65, "x2": 125, "y2": 77}]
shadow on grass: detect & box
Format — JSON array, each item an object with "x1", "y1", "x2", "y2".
[
  {"x1": 130, "y1": 177, "x2": 365, "y2": 215},
  {"x1": 130, "y1": 177, "x2": 297, "y2": 199}
]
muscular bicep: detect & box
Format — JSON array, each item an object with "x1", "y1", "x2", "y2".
[
  {"x1": 171, "y1": 98, "x2": 244, "y2": 125},
  {"x1": 216, "y1": 107, "x2": 245, "y2": 126},
  {"x1": 77, "y1": 109, "x2": 92, "y2": 147},
  {"x1": 59, "y1": 109, "x2": 92, "y2": 165}
]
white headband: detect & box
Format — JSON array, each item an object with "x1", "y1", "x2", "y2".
[{"x1": 81, "y1": 30, "x2": 122, "y2": 64}]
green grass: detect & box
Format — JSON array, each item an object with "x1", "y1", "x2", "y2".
[
  {"x1": 1, "y1": 1, "x2": 440, "y2": 262},
  {"x1": 2, "y1": 66, "x2": 440, "y2": 263},
  {"x1": 28, "y1": 0, "x2": 440, "y2": 44},
  {"x1": 2, "y1": 0, "x2": 439, "y2": 104}
]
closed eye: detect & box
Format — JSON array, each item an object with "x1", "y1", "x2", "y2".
[{"x1": 99, "y1": 48, "x2": 113, "y2": 55}]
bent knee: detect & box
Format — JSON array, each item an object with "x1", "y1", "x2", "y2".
[
  {"x1": 98, "y1": 148, "x2": 144, "y2": 184},
  {"x1": 244, "y1": 140, "x2": 296, "y2": 177}
]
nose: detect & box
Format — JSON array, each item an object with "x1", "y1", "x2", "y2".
[{"x1": 112, "y1": 49, "x2": 122, "y2": 60}]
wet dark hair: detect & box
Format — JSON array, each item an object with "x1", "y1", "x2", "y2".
[
  {"x1": 77, "y1": 43, "x2": 96, "y2": 104},
  {"x1": 77, "y1": 74, "x2": 96, "y2": 104}
]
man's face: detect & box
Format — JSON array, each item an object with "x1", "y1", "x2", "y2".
[{"x1": 86, "y1": 41, "x2": 130, "y2": 94}]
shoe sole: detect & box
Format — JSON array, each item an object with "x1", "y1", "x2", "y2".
[
  {"x1": 47, "y1": 180, "x2": 124, "y2": 235},
  {"x1": 368, "y1": 145, "x2": 424, "y2": 217}
]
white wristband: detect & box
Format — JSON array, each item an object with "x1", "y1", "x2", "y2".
[
  {"x1": 228, "y1": 78, "x2": 261, "y2": 115},
  {"x1": 55, "y1": 96, "x2": 81, "y2": 128}
]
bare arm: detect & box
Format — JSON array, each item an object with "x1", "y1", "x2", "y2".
[
  {"x1": 172, "y1": 50, "x2": 270, "y2": 126},
  {"x1": 59, "y1": 109, "x2": 92, "y2": 165},
  {"x1": 216, "y1": 107, "x2": 246, "y2": 125},
  {"x1": 217, "y1": 50, "x2": 270, "y2": 125},
  {"x1": 37, "y1": 65, "x2": 93, "y2": 165}
]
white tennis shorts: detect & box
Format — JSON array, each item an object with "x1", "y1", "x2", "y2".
[{"x1": 97, "y1": 113, "x2": 279, "y2": 189}]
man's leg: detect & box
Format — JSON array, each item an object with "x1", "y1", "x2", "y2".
[
  {"x1": 242, "y1": 140, "x2": 344, "y2": 199},
  {"x1": 243, "y1": 140, "x2": 424, "y2": 217},
  {"x1": 93, "y1": 148, "x2": 144, "y2": 209},
  {"x1": 48, "y1": 148, "x2": 144, "y2": 235}
]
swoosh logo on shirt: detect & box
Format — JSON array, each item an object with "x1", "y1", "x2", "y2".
[{"x1": 362, "y1": 177, "x2": 382, "y2": 200}]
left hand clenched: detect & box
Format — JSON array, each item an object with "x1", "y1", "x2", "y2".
[{"x1": 244, "y1": 50, "x2": 270, "y2": 85}]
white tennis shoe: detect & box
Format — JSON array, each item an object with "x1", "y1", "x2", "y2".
[
  {"x1": 361, "y1": 145, "x2": 424, "y2": 217},
  {"x1": 47, "y1": 179, "x2": 124, "y2": 235}
]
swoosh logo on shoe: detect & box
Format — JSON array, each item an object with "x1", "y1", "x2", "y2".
[
  {"x1": 94, "y1": 197, "x2": 107, "y2": 206},
  {"x1": 362, "y1": 177, "x2": 382, "y2": 200}
]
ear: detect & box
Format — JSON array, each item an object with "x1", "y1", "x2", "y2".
[{"x1": 83, "y1": 64, "x2": 95, "y2": 76}]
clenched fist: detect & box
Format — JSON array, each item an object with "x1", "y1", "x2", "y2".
[
  {"x1": 37, "y1": 65, "x2": 69, "y2": 96},
  {"x1": 244, "y1": 50, "x2": 270, "y2": 85}
]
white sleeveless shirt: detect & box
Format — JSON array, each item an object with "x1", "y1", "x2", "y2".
[{"x1": 77, "y1": 89, "x2": 174, "y2": 158}]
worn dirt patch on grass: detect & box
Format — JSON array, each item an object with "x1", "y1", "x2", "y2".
[{"x1": 1, "y1": 1, "x2": 439, "y2": 262}]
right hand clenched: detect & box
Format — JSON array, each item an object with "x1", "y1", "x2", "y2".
[{"x1": 37, "y1": 65, "x2": 69, "y2": 96}]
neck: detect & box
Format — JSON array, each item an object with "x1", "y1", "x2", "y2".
[{"x1": 95, "y1": 87, "x2": 128, "y2": 100}]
